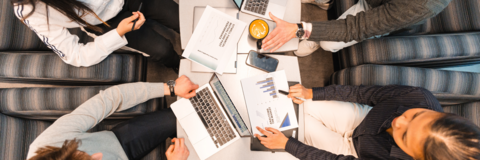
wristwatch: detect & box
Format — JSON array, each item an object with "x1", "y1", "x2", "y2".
[
  {"x1": 295, "y1": 23, "x2": 305, "y2": 39},
  {"x1": 167, "y1": 80, "x2": 176, "y2": 97}
]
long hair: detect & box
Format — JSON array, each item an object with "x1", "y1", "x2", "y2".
[
  {"x1": 11, "y1": 0, "x2": 110, "y2": 33},
  {"x1": 28, "y1": 139, "x2": 91, "y2": 160},
  {"x1": 423, "y1": 113, "x2": 480, "y2": 160}
]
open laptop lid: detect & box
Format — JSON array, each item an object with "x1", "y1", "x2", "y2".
[
  {"x1": 209, "y1": 74, "x2": 251, "y2": 137},
  {"x1": 232, "y1": 0, "x2": 243, "y2": 10}
]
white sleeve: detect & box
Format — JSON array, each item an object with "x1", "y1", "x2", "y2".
[{"x1": 14, "y1": 5, "x2": 128, "y2": 67}]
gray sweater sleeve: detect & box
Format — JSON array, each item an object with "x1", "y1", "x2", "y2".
[
  {"x1": 27, "y1": 82, "x2": 165, "y2": 159},
  {"x1": 308, "y1": 0, "x2": 451, "y2": 42}
]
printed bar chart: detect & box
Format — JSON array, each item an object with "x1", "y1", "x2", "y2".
[{"x1": 256, "y1": 77, "x2": 277, "y2": 98}]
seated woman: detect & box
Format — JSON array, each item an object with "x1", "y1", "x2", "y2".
[
  {"x1": 12, "y1": 0, "x2": 181, "y2": 70},
  {"x1": 255, "y1": 85, "x2": 480, "y2": 160}
]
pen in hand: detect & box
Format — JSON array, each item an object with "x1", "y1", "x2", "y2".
[
  {"x1": 132, "y1": 2, "x2": 143, "y2": 32},
  {"x1": 279, "y1": 90, "x2": 306, "y2": 101}
]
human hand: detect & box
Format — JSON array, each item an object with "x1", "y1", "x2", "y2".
[
  {"x1": 166, "y1": 138, "x2": 190, "y2": 160},
  {"x1": 254, "y1": 127, "x2": 289, "y2": 149},
  {"x1": 166, "y1": 75, "x2": 199, "y2": 99},
  {"x1": 116, "y1": 11, "x2": 146, "y2": 36},
  {"x1": 287, "y1": 84, "x2": 313, "y2": 104},
  {"x1": 261, "y1": 12, "x2": 298, "y2": 52}
]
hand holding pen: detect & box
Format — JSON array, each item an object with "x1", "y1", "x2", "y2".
[
  {"x1": 115, "y1": 3, "x2": 145, "y2": 37},
  {"x1": 279, "y1": 84, "x2": 313, "y2": 104}
]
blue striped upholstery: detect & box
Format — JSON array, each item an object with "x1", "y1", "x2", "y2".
[
  {"x1": 330, "y1": 64, "x2": 480, "y2": 126},
  {"x1": 337, "y1": 33, "x2": 480, "y2": 68},
  {"x1": 0, "y1": 52, "x2": 144, "y2": 83},
  {"x1": 0, "y1": 86, "x2": 163, "y2": 120},
  {"x1": 330, "y1": 64, "x2": 480, "y2": 105},
  {"x1": 334, "y1": 0, "x2": 480, "y2": 34},
  {"x1": 0, "y1": 0, "x2": 48, "y2": 51},
  {"x1": 443, "y1": 102, "x2": 480, "y2": 126},
  {"x1": 0, "y1": 113, "x2": 168, "y2": 160}
]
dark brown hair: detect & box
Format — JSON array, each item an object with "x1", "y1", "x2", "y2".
[
  {"x1": 28, "y1": 139, "x2": 91, "y2": 160},
  {"x1": 11, "y1": 0, "x2": 110, "y2": 32},
  {"x1": 423, "y1": 113, "x2": 480, "y2": 160}
]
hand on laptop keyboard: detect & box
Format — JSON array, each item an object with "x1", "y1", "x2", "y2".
[{"x1": 171, "y1": 75, "x2": 200, "y2": 99}]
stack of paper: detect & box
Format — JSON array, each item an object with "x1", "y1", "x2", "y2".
[{"x1": 183, "y1": 6, "x2": 246, "y2": 74}]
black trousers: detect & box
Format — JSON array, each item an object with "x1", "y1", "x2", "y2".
[
  {"x1": 112, "y1": 108, "x2": 177, "y2": 160},
  {"x1": 99, "y1": 0, "x2": 181, "y2": 69}
]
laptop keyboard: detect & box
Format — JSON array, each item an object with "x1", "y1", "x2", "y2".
[
  {"x1": 244, "y1": 0, "x2": 269, "y2": 15},
  {"x1": 190, "y1": 88, "x2": 237, "y2": 148}
]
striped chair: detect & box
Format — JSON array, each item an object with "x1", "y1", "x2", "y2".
[
  {"x1": 0, "y1": 86, "x2": 165, "y2": 120},
  {"x1": 0, "y1": 113, "x2": 169, "y2": 160},
  {"x1": 330, "y1": 64, "x2": 480, "y2": 126},
  {"x1": 1, "y1": 1, "x2": 147, "y2": 84},
  {"x1": 0, "y1": 52, "x2": 147, "y2": 84},
  {"x1": 330, "y1": 0, "x2": 480, "y2": 70}
]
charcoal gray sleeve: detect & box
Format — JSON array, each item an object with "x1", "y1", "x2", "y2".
[
  {"x1": 308, "y1": 0, "x2": 451, "y2": 42},
  {"x1": 285, "y1": 138, "x2": 358, "y2": 160},
  {"x1": 311, "y1": 85, "x2": 421, "y2": 107}
]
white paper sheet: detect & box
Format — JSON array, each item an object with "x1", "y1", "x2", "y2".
[
  {"x1": 183, "y1": 6, "x2": 246, "y2": 74},
  {"x1": 240, "y1": 70, "x2": 298, "y2": 136}
]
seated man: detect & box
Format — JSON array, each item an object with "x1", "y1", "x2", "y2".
[
  {"x1": 261, "y1": 0, "x2": 452, "y2": 55},
  {"x1": 255, "y1": 84, "x2": 480, "y2": 159},
  {"x1": 27, "y1": 75, "x2": 199, "y2": 160}
]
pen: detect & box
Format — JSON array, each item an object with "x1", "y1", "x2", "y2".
[
  {"x1": 132, "y1": 2, "x2": 143, "y2": 32},
  {"x1": 279, "y1": 90, "x2": 306, "y2": 101}
]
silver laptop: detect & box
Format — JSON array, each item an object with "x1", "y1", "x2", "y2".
[
  {"x1": 171, "y1": 74, "x2": 251, "y2": 160},
  {"x1": 233, "y1": 0, "x2": 288, "y2": 20}
]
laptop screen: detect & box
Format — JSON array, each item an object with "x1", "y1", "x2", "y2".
[
  {"x1": 233, "y1": 0, "x2": 243, "y2": 9},
  {"x1": 210, "y1": 75, "x2": 250, "y2": 136}
]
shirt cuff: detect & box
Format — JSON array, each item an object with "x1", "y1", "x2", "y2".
[
  {"x1": 312, "y1": 87, "x2": 326, "y2": 100},
  {"x1": 301, "y1": 22, "x2": 313, "y2": 40},
  {"x1": 285, "y1": 137, "x2": 302, "y2": 156},
  {"x1": 101, "y1": 29, "x2": 128, "y2": 53}
]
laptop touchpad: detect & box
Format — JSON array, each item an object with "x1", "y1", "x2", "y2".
[{"x1": 181, "y1": 114, "x2": 210, "y2": 144}]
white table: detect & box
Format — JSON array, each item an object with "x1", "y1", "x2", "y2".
[
  {"x1": 179, "y1": 0, "x2": 301, "y2": 53},
  {"x1": 177, "y1": 54, "x2": 304, "y2": 160}
]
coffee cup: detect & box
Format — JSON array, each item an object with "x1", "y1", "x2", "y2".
[{"x1": 249, "y1": 19, "x2": 269, "y2": 49}]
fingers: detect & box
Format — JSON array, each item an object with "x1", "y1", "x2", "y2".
[
  {"x1": 292, "y1": 97, "x2": 304, "y2": 104},
  {"x1": 166, "y1": 144, "x2": 174, "y2": 155},
  {"x1": 269, "y1": 41, "x2": 285, "y2": 52},
  {"x1": 262, "y1": 30, "x2": 281, "y2": 50},
  {"x1": 256, "y1": 126, "x2": 272, "y2": 136},
  {"x1": 125, "y1": 12, "x2": 140, "y2": 22},
  {"x1": 254, "y1": 134, "x2": 267, "y2": 141},
  {"x1": 179, "y1": 138, "x2": 185, "y2": 149},
  {"x1": 185, "y1": 89, "x2": 197, "y2": 99},
  {"x1": 174, "y1": 138, "x2": 180, "y2": 150},
  {"x1": 134, "y1": 12, "x2": 146, "y2": 29},
  {"x1": 269, "y1": 12, "x2": 280, "y2": 22},
  {"x1": 265, "y1": 127, "x2": 281, "y2": 134}
]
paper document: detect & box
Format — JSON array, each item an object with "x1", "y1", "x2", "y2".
[
  {"x1": 241, "y1": 70, "x2": 298, "y2": 136},
  {"x1": 183, "y1": 6, "x2": 246, "y2": 74}
]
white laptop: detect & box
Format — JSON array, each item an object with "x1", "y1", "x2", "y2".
[
  {"x1": 171, "y1": 74, "x2": 251, "y2": 160},
  {"x1": 233, "y1": 0, "x2": 288, "y2": 20}
]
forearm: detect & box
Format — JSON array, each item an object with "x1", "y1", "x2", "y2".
[
  {"x1": 311, "y1": 85, "x2": 418, "y2": 106},
  {"x1": 285, "y1": 138, "x2": 357, "y2": 160},
  {"x1": 308, "y1": 0, "x2": 437, "y2": 42}
]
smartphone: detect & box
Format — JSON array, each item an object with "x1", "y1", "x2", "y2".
[{"x1": 246, "y1": 50, "x2": 279, "y2": 72}]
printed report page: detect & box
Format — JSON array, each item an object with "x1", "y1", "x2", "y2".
[
  {"x1": 241, "y1": 70, "x2": 299, "y2": 136},
  {"x1": 183, "y1": 6, "x2": 246, "y2": 74}
]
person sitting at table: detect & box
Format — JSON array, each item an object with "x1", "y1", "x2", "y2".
[
  {"x1": 261, "y1": 0, "x2": 452, "y2": 56},
  {"x1": 255, "y1": 84, "x2": 480, "y2": 160},
  {"x1": 26, "y1": 75, "x2": 199, "y2": 160},
  {"x1": 12, "y1": 0, "x2": 181, "y2": 71}
]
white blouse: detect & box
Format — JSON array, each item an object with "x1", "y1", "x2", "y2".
[{"x1": 13, "y1": 0, "x2": 129, "y2": 67}]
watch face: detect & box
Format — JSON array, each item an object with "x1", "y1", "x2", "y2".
[
  {"x1": 296, "y1": 30, "x2": 305, "y2": 38},
  {"x1": 167, "y1": 80, "x2": 175, "y2": 86}
]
